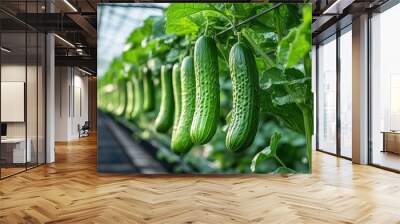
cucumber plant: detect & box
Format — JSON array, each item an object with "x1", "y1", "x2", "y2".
[
  {"x1": 143, "y1": 66, "x2": 155, "y2": 112},
  {"x1": 226, "y1": 41, "x2": 260, "y2": 152},
  {"x1": 155, "y1": 65, "x2": 174, "y2": 133},
  {"x1": 131, "y1": 77, "x2": 144, "y2": 119},
  {"x1": 171, "y1": 56, "x2": 195, "y2": 154},
  {"x1": 99, "y1": 3, "x2": 312, "y2": 174},
  {"x1": 190, "y1": 35, "x2": 220, "y2": 145}
]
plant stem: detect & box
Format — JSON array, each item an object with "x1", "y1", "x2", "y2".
[
  {"x1": 274, "y1": 155, "x2": 287, "y2": 168},
  {"x1": 205, "y1": 18, "x2": 209, "y2": 36},
  {"x1": 300, "y1": 105, "x2": 313, "y2": 172},
  {"x1": 241, "y1": 29, "x2": 274, "y2": 68}
]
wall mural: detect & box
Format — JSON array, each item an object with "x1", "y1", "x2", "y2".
[{"x1": 97, "y1": 3, "x2": 312, "y2": 174}]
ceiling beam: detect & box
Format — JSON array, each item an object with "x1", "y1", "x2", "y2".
[
  {"x1": 55, "y1": 55, "x2": 96, "y2": 73},
  {"x1": 67, "y1": 13, "x2": 97, "y2": 39}
]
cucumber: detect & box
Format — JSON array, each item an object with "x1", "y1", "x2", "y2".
[
  {"x1": 117, "y1": 78, "x2": 127, "y2": 116},
  {"x1": 155, "y1": 65, "x2": 174, "y2": 133},
  {"x1": 190, "y1": 35, "x2": 220, "y2": 145},
  {"x1": 171, "y1": 57, "x2": 195, "y2": 154},
  {"x1": 121, "y1": 78, "x2": 128, "y2": 116},
  {"x1": 172, "y1": 63, "x2": 182, "y2": 128},
  {"x1": 225, "y1": 42, "x2": 260, "y2": 152},
  {"x1": 143, "y1": 67, "x2": 155, "y2": 112},
  {"x1": 131, "y1": 77, "x2": 143, "y2": 119},
  {"x1": 125, "y1": 80, "x2": 134, "y2": 119}
]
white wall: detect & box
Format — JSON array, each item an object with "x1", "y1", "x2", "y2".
[
  {"x1": 55, "y1": 67, "x2": 89, "y2": 141},
  {"x1": 55, "y1": 66, "x2": 70, "y2": 141}
]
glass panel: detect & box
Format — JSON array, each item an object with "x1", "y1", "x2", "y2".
[
  {"x1": 317, "y1": 36, "x2": 337, "y2": 154},
  {"x1": 371, "y1": 4, "x2": 400, "y2": 171},
  {"x1": 38, "y1": 32, "x2": 45, "y2": 165},
  {"x1": 26, "y1": 0, "x2": 39, "y2": 169},
  {"x1": 339, "y1": 28, "x2": 352, "y2": 158},
  {"x1": 27, "y1": 30, "x2": 38, "y2": 169},
  {"x1": 1, "y1": 30, "x2": 27, "y2": 177},
  {"x1": 0, "y1": 1, "x2": 46, "y2": 178}
]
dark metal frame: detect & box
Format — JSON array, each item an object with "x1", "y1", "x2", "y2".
[{"x1": 0, "y1": 0, "x2": 47, "y2": 180}]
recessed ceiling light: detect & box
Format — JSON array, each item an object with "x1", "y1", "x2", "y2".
[
  {"x1": 1, "y1": 47, "x2": 11, "y2": 53},
  {"x1": 322, "y1": 0, "x2": 354, "y2": 15},
  {"x1": 78, "y1": 67, "x2": 92, "y2": 76},
  {"x1": 63, "y1": 0, "x2": 78, "y2": 12},
  {"x1": 54, "y1": 34, "x2": 75, "y2": 48}
]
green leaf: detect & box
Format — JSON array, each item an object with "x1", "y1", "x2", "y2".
[
  {"x1": 152, "y1": 16, "x2": 165, "y2": 38},
  {"x1": 269, "y1": 132, "x2": 281, "y2": 153},
  {"x1": 273, "y1": 167, "x2": 296, "y2": 174},
  {"x1": 276, "y1": 29, "x2": 296, "y2": 68},
  {"x1": 260, "y1": 90, "x2": 305, "y2": 133},
  {"x1": 165, "y1": 3, "x2": 212, "y2": 35},
  {"x1": 126, "y1": 17, "x2": 153, "y2": 46},
  {"x1": 251, "y1": 132, "x2": 282, "y2": 172},
  {"x1": 276, "y1": 5, "x2": 311, "y2": 68},
  {"x1": 272, "y1": 79, "x2": 310, "y2": 105},
  {"x1": 260, "y1": 68, "x2": 286, "y2": 90},
  {"x1": 165, "y1": 48, "x2": 180, "y2": 63},
  {"x1": 147, "y1": 58, "x2": 162, "y2": 75}
]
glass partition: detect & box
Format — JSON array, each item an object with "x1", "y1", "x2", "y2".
[
  {"x1": 38, "y1": 32, "x2": 45, "y2": 165},
  {"x1": 27, "y1": 30, "x2": 38, "y2": 169},
  {"x1": 1, "y1": 30, "x2": 28, "y2": 177},
  {"x1": 370, "y1": 4, "x2": 400, "y2": 171},
  {"x1": 339, "y1": 26, "x2": 352, "y2": 158},
  {"x1": 0, "y1": 1, "x2": 46, "y2": 179},
  {"x1": 317, "y1": 35, "x2": 337, "y2": 154}
]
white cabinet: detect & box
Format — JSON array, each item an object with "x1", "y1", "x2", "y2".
[{"x1": 1, "y1": 138, "x2": 32, "y2": 163}]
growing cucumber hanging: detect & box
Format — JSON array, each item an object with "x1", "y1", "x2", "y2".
[
  {"x1": 190, "y1": 35, "x2": 220, "y2": 145},
  {"x1": 171, "y1": 62, "x2": 182, "y2": 134},
  {"x1": 125, "y1": 80, "x2": 134, "y2": 119},
  {"x1": 225, "y1": 41, "x2": 260, "y2": 152},
  {"x1": 155, "y1": 65, "x2": 174, "y2": 133},
  {"x1": 171, "y1": 56, "x2": 195, "y2": 154},
  {"x1": 143, "y1": 66, "x2": 155, "y2": 112},
  {"x1": 131, "y1": 77, "x2": 144, "y2": 119},
  {"x1": 117, "y1": 78, "x2": 128, "y2": 116}
]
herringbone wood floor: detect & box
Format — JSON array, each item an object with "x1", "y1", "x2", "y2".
[{"x1": 1, "y1": 134, "x2": 400, "y2": 224}]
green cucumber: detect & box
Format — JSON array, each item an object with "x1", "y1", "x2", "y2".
[
  {"x1": 155, "y1": 65, "x2": 174, "y2": 133},
  {"x1": 117, "y1": 78, "x2": 127, "y2": 116},
  {"x1": 125, "y1": 80, "x2": 134, "y2": 119},
  {"x1": 225, "y1": 42, "x2": 260, "y2": 152},
  {"x1": 171, "y1": 56, "x2": 196, "y2": 154},
  {"x1": 190, "y1": 35, "x2": 220, "y2": 145},
  {"x1": 172, "y1": 63, "x2": 182, "y2": 128},
  {"x1": 143, "y1": 67, "x2": 155, "y2": 112},
  {"x1": 131, "y1": 77, "x2": 143, "y2": 119}
]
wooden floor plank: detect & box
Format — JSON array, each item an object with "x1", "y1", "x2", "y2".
[{"x1": 0, "y1": 134, "x2": 400, "y2": 223}]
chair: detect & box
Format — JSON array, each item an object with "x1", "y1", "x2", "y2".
[{"x1": 78, "y1": 121, "x2": 90, "y2": 138}]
